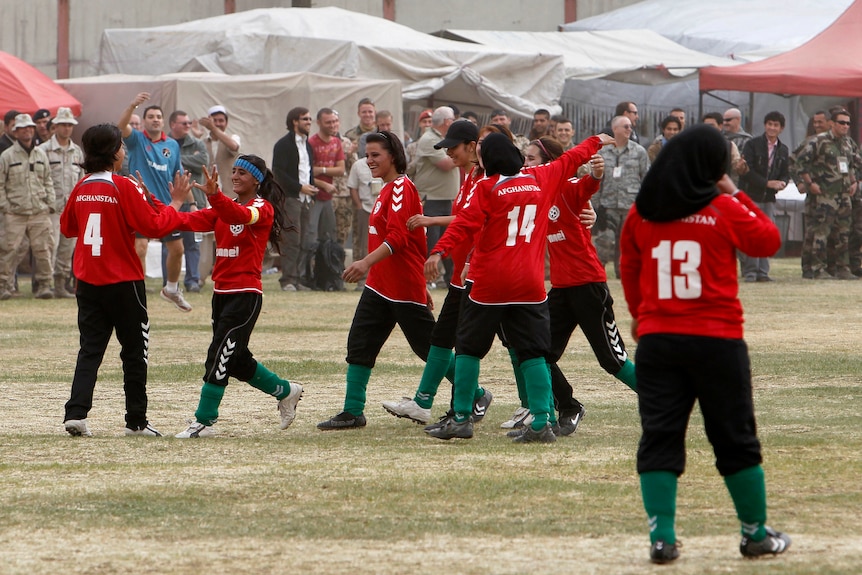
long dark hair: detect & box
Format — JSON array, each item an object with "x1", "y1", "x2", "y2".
[
  {"x1": 365, "y1": 131, "x2": 407, "y2": 174},
  {"x1": 237, "y1": 154, "x2": 293, "y2": 253},
  {"x1": 81, "y1": 123, "x2": 123, "y2": 173},
  {"x1": 532, "y1": 136, "x2": 563, "y2": 163}
]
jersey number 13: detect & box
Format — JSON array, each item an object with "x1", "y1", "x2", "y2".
[{"x1": 651, "y1": 240, "x2": 702, "y2": 299}]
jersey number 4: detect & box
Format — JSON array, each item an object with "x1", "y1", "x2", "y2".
[
  {"x1": 651, "y1": 240, "x2": 701, "y2": 299},
  {"x1": 506, "y1": 205, "x2": 537, "y2": 246},
  {"x1": 84, "y1": 213, "x2": 103, "y2": 256}
]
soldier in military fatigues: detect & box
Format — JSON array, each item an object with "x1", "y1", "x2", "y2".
[
  {"x1": 594, "y1": 115, "x2": 650, "y2": 278},
  {"x1": 794, "y1": 110, "x2": 862, "y2": 280},
  {"x1": 790, "y1": 112, "x2": 830, "y2": 278}
]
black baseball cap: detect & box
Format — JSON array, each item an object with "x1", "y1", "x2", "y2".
[
  {"x1": 33, "y1": 109, "x2": 51, "y2": 121},
  {"x1": 434, "y1": 119, "x2": 479, "y2": 149}
]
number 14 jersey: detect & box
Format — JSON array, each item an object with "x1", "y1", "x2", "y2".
[{"x1": 432, "y1": 136, "x2": 601, "y2": 305}]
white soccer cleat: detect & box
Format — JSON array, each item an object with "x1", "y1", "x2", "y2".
[
  {"x1": 382, "y1": 397, "x2": 431, "y2": 424},
  {"x1": 277, "y1": 383, "x2": 304, "y2": 429},
  {"x1": 175, "y1": 421, "x2": 215, "y2": 438},
  {"x1": 124, "y1": 423, "x2": 163, "y2": 436},
  {"x1": 65, "y1": 419, "x2": 92, "y2": 437},
  {"x1": 500, "y1": 406, "x2": 531, "y2": 429}
]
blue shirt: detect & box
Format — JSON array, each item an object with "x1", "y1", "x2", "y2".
[{"x1": 124, "y1": 129, "x2": 182, "y2": 204}]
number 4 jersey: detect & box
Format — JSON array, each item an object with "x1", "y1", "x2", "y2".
[
  {"x1": 619, "y1": 191, "x2": 780, "y2": 339},
  {"x1": 60, "y1": 172, "x2": 182, "y2": 286}
]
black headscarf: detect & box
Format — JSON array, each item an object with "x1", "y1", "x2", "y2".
[
  {"x1": 481, "y1": 133, "x2": 524, "y2": 177},
  {"x1": 636, "y1": 125, "x2": 727, "y2": 222}
]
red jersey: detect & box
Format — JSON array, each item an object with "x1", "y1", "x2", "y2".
[
  {"x1": 434, "y1": 136, "x2": 601, "y2": 305},
  {"x1": 60, "y1": 172, "x2": 181, "y2": 286},
  {"x1": 619, "y1": 191, "x2": 780, "y2": 339},
  {"x1": 448, "y1": 166, "x2": 483, "y2": 289},
  {"x1": 177, "y1": 192, "x2": 273, "y2": 294},
  {"x1": 547, "y1": 175, "x2": 605, "y2": 288},
  {"x1": 366, "y1": 175, "x2": 427, "y2": 305},
  {"x1": 308, "y1": 133, "x2": 345, "y2": 201}
]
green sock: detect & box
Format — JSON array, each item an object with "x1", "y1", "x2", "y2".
[
  {"x1": 521, "y1": 357, "x2": 551, "y2": 431},
  {"x1": 724, "y1": 465, "x2": 768, "y2": 541},
  {"x1": 508, "y1": 348, "x2": 529, "y2": 408},
  {"x1": 194, "y1": 381, "x2": 226, "y2": 426},
  {"x1": 640, "y1": 471, "x2": 678, "y2": 545},
  {"x1": 615, "y1": 359, "x2": 638, "y2": 392},
  {"x1": 414, "y1": 345, "x2": 453, "y2": 409},
  {"x1": 343, "y1": 363, "x2": 372, "y2": 416},
  {"x1": 453, "y1": 354, "x2": 480, "y2": 421},
  {"x1": 247, "y1": 362, "x2": 291, "y2": 400}
]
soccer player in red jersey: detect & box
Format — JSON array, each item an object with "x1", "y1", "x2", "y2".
[
  {"x1": 380, "y1": 120, "x2": 492, "y2": 428},
  {"x1": 317, "y1": 131, "x2": 435, "y2": 430},
  {"x1": 173, "y1": 156, "x2": 303, "y2": 438},
  {"x1": 425, "y1": 131, "x2": 613, "y2": 443},
  {"x1": 619, "y1": 125, "x2": 790, "y2": 563},
  {"x1": 60, "y1": 123, "x2": 188, "y2": 437},
  {"x1": 523, "y1": 137, "x2": 637, "y2": 439}
]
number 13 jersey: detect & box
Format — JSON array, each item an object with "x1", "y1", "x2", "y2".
[{"x1": 619, "y1": 191, "x2": 780, "y2": 339}]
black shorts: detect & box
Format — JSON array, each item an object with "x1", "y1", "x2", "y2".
[
  {"x1": 346, "y1": 288, "x2": 436, "y2": 368},
  {"x1": 455, "y1": 297, "x2": 550, "y2": 363},
  {"x1": 548, "y1": 283, "x2": 628, "y2": 375},
  {"x1": 635, "y1": 333, "x2": 762, "y2": 477}
]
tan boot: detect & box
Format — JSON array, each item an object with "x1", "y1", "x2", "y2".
[
  {"x1": 54, "y1": 275, "x2": 75, "y2": 298},
  {"x1": 35, "y1": 284, "x2": 54, "y2": 299}
]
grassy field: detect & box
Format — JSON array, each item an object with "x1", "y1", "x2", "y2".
[{"x1": 1, "y1": 258, "x2": 861, "y2": 574}]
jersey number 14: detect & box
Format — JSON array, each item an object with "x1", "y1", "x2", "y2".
[{"x1": 506, "y1": 205, "x2": 537, "y2": 246}]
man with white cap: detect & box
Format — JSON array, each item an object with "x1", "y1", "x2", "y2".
[
  {"x1": 39, "y1": 107, "x2": 83, "y2": 298},
  {"x1": 0, "y1": 113, "x2": 55, "y2": 300},
  {"x1": 196, "y1": 104, "x2": 241, "y2": 285}
]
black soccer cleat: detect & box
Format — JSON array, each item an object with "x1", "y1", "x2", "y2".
[
  {"x1": 740, "y1": 527, "x2": 791, "y2": 558},
  {"x1": 317, "y1": 411, "x2": 367, "y2": 430},
  {"x1": 650, "y1": 540, "x2": 680, "y2": 564}
]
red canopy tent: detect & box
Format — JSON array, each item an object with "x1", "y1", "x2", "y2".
[
  {"x1": 699, "y1": 0, "x2": 862, "y2": 97},
  {"x1": 0, "y1": 51, "x2": 82, "y2": 116}
]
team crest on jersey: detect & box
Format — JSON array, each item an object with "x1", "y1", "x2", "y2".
[
  {"x1": 373, "y1": 200, "x2": 382, "y2": 214},
  {"x1": 548, "y1": 205, "x2": 560, "y2": 222},
  {"x1": 162, "y1": 148, "x2": 171, "y2": 158},
  {"x1": 230, "y1": 224, "x2": 244, "y2": 236}
]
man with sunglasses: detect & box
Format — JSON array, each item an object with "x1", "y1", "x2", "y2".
[
  {"x1": 795, "y1": 109, "x2": 862, "y2": 280},
  {"x1": 723, "y1": 108, "x2": 753, "y2": 184},
  {"x1": 169, "y1": 110, "x2": 209, "y2": 293}
]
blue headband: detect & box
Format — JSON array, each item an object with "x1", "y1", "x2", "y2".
[{"x1": 234, "y1": 158, "x2": 264, "y2": 183}]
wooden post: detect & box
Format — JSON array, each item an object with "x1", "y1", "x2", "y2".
[
  {"x1": 57, "y1": 0, "x2": 70, "y2": 79},
  {"x1": 224, "y1": 0, "x2": 236, "y2": 14},
  {"x1": 564, "y1": 0, "x2": 577, "y2": 24},
  {"x1": 383, "y1": 0, "x2": 396, "y2": 21}
]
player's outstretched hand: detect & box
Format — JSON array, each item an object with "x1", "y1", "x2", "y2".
[
  {"x1": 407, "y1": 214, "x2": 432, "y2": 231},
  {"x1": 194, "y1": 165, "x2": 220, "y2": 196},
  {"x1": 133, "y1": 171, "x2": 154, "y2": 203},
  {"x1": 343, "y1": 259, "x2": 370, "y2": 283},
  {"x1": 168, "y1": 171, "x2": 192, "y2": 204}
]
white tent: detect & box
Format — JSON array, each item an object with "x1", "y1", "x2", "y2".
[
  {"x1": 561, "y1": 0, "x2": 853, "y2": 60},
  {"x1": 439, "y1": 29, "x2": 735, "y2": 83},
  {"x1": 57, "y1": 72, "x2": 403, "y2": 166},
  {"x1": 95, "y1": 7, "x2": 566, "y2": 118}
]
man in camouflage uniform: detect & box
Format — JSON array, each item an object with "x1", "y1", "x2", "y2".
[
  {"x1": 595, "y1": 115, "x2": 649, "y2": 278},
  {"x1": 38, "y1": 107, "x2": 83, "y2": 298},
  {"x1": 790, "y1": 110, "x2": 829, "y2": 278},
  {"x1": 0, "y1": 114, "x2": 55, "y2": 300},
  {"x1": 794, "y1": 109, "x2": 862, "y2": 280}
]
